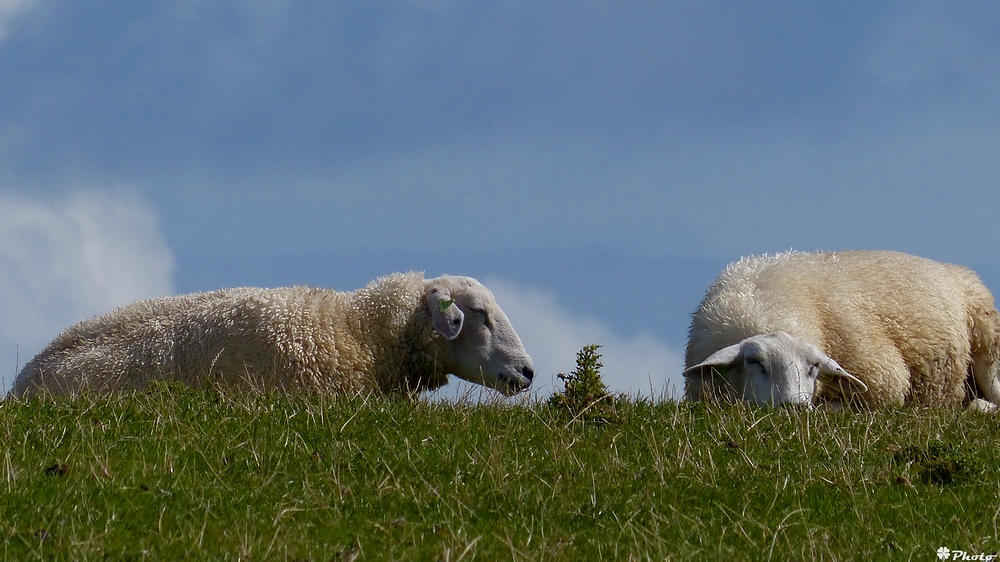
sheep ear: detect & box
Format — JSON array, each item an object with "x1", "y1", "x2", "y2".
[
  {"x1": 427, "y1": 285, "x2": 464, "y2": 340},
  {"x1": 817, "y1": 358, "x2": 868, "y2": 396},
  {"x1": 682, "y1": 343, "x2": 744, "y2": 377}
]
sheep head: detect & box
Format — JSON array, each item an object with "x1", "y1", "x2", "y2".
[
  {"x1": 682, "y1": 331, "x2": 868, "y2": 406},
  {"x1": 426, "y1": 275, "x2": 535, "y2": 396}
]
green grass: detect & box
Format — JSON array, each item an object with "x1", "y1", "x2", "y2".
[{"x1": 2, "y1": 385, "x2": 999, "y2": 560}]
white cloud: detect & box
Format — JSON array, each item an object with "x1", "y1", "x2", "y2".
[
  {"x1": 0, "y1": 0, "x2": 35, "y2": 41},
  {"x1": 0, "y1": 190, "x2": 175, "y2": 390},
  {"x1": 428, "y1": 278, "x2": 685, "y2": 402}
]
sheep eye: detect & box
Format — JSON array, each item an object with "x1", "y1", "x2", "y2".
[
  {"x1": 470, "y1": 308, "x2": 490, "y2": 325},
  {"x1": 746, "y1": 357, "x2": 765, "y2": 371}
]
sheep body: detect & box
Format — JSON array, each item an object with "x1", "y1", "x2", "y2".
[
  {"x1": 11, "y1": 272, "x2": 534, "y2": 397},
  {"x1": 685, "y1": 251, "x2": 1000, "y2": 407}
]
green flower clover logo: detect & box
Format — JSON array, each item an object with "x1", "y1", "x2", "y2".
[{"x1": 438, "y1": 298, "x2": 455, "y2": 314}]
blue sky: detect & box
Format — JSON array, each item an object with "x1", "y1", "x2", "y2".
[{"x1": 2, "y1": 1, "x2": 999, "y2": 398}]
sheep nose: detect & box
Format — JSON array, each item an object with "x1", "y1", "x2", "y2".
[{"x1": 522, "y1": 366, "x2": 535, "y2": 381}]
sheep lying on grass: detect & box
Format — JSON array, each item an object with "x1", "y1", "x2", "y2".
[
  {"x1": 11, "y1": 272, "x2": 535, "y2": 398},
  {"x1": 684, "y1": 251, "x2": 1000, "y2": 409}
]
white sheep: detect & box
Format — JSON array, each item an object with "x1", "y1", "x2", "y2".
[
  {"x1": 683, "y1": 251, "x2": 1000, "y2": 409},
  {"x1": 10, "y1": 272, "x2": 535, "y2": 398}
]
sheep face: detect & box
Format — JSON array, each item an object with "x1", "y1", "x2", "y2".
[
  {"x1": 426, "y1": 276, "x2": 535, "y2": 396},
  {"x1": 682, "y1": 331, "x2": 868, "y2": 406}
]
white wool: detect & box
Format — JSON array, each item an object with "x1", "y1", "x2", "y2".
[
  {"x1": 11, "y1": 272, "x2": 535, "y2": 398},
  {"x1": 685, "y1": 251, "x2": 1000, "y2": 408}
]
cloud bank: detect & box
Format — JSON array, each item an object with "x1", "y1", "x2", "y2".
[
  {"x1": 429, "y1": 278, "x2": 685, "y2": 402},
  {"x1": 0, "y1": 190, "x2": 174, "y2": 389}
]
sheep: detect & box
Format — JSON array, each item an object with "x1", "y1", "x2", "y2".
[
  {"x1": 10, "y1": 272, "x2": 535, "y2": 398},
  {"x1": 683, "y1": 250, "x2": 1000, "y2": 409}
]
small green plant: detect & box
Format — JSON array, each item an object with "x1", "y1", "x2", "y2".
[{"x1": 549, "y1": 344, "x2": 614, "y2": 420}]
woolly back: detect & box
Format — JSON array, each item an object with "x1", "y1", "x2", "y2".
[
  {"x1": 349, "y1": 272, "x2": 448, "y2": 392},
  {"x1": 686, "y1": 250, "x2": 986, "y2": 369},
  {"x1": 686, "y1": 252, "x2": 820, "y2": 367}
]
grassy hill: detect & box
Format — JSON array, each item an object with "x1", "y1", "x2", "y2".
[{"x1": 2, "y1": 383, "x2": 998, "y2": 560}]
